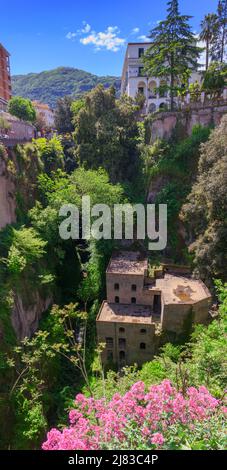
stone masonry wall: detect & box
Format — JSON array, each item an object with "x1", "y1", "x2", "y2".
[
  {"x1": 106, "y1": 272, "x2": 157, "y2": 306},
  {"x1": 149, "y1": 104, "x2": 227, "y2": 142},
  {"x1": 97, "y1": 318, "x2": 156, "y2": 367}
]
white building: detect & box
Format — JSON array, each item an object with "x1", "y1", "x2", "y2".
[
  {"x1": 32, "y1": 101, "x2": 55, "y2": 128},
  {"x1": 121, "y1": 42, "x2": 201, "y2": 114}
]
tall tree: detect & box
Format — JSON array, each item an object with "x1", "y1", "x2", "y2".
[
  {"x1": 199, "y1": 14, "x2": 218, "y2": 70},
  {"x1": 211, "y1": 0, "x2": 227, "y2": 62},
  {"x1": 143, "y1": 0, "x2": 202, "y2": 110},
  {"x1": 54, "y1": 96, "x2": 74, "y2": 134}
]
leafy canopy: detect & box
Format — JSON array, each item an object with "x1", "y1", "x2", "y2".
[{"x1": 8, "y1": 96, "x2": 36, "y2": 122}]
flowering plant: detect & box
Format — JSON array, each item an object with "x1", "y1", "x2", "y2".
[{"x1": 42, "y1": 380, "x2": 226, "y2": 450}]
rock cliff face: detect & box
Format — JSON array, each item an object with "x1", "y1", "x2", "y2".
[
  {"x1": 12, "y1": 292, "x2": 52, "y2": 340},
  {"x1": 147, "y1": 175, "x2": 170, "y2": 203},
  {"x1": 0, "y1": 146, "x2": 52, "y2": 340},
  {"x1": 0, "y1": 150, "x2": 16, "y2": 229},
  {"x1": 149, "y1": 104, "x2": 227, "y2": 142}
]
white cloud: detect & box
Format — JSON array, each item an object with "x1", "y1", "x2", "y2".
[
  {"x1": 131, "y1": 27, "x2": 140, "y2": 34},
  {"x1": 80, "y1": 26, "x2": 126, "y2": 52},
  {"x1": 81, "y1": 22, "x2": 91, "y2": 34},
  {"x1": 137, "y1": 35, "x2": 150, "y2": 42},
  {"x1": 66, "y1": 22, "x2": 91, "y2": 40},
  {"x1": 66, "y1": 32, "x2": 77, "y2": 40}
]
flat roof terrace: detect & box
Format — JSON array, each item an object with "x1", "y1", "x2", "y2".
[
  {"x1": 155, "y1": 274, "x2": 211, "y2": 305},
  {"x1": 107, "y1": 251, "x2": 148, "y2": 276},
  {"x1": 97, "y1": 302, "x2": 153, "y2": 324}
]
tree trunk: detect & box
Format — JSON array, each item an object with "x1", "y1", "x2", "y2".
[
  {"x1": 206, "y1": 39, "x2": 209, "y2": 70},
  {"x1": 170, "y1": 54, "x2": 174, "y2": 111},
  {"x1": 221, "y1": 3, "x2": 227, "y2": 62}
]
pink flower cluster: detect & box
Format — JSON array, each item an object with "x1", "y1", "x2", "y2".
[{"x1": 42, "y1": 380, "x2": 221, "y2": 450}]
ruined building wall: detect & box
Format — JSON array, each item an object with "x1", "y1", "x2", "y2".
[
  {"x1": 97, "y1": 317, "x2": 156, "y2": 367},
  {"x1": 106, "y1": 272, "x2": 156, "y2": 306}
]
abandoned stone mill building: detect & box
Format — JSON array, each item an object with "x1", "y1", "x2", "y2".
[{"x1": 96, "y1": 251, "x2": 212, "y2": 367}]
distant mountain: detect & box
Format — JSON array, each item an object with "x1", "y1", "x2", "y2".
[{"x1": 12, "y1": 67, "x2": 121, "y2": 108}]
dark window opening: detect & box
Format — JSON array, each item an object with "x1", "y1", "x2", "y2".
[
  {"x1": 131, "y1": 284, "x2": 137, "y2": 292},
  {"x1": 119, "y1": 338, "x2": 126, "y2": 349},
  {"x1": 107, "y1": 350, "x2": 113, "y2": 361},
  {"x1": 119, "y1": 350, "x2": 126, "y2": 361},
  {"x1": 119, "y1": 327, "x2": 125, "y2": 333},
  {"x1": 140, "y1": 343, "x2": 146, "y2": 350},
  {"x1": 138, "y1": 86, "x2": 144, "y2": 94},
  {"x1": 106, "y1": 337, "x2": 113, "y2": 348},
  {"x1": 140, "y1": 329, "x2": 146, "y2": 335},
  {"x1": 131, "y1": 297, "x2": 136, "y2": 304},
  {"x1": 138, "y1": 48, "x2": 145, "y2": 58},
  {"x1": 115, "y1": 296, "x2": 120, "y2": 303},
  {"x1": 138, "y1": 67, "x2": 144, "y2": 77},
  {"x1": 153, "y1": 295, "x2": 161, "y2": 315},
  {"x1": 114, "y1": 283, "x2": 120, "y2": 291}
]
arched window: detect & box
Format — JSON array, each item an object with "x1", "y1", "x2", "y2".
[
  {"x1": 114, "y1": 283, "x2": 120, "y2": 291},
  {"x1": 137, "y1": 81, "x2": 146, "y2": 95},
  {"x1": 159, "y1": 102, "x2": 167, "y2": 111},
  {"x1": 140, "y1": 343, "x2": 146, "y2": 350},
  {"x1": 131, "y1": 297, "x2": 136, "y2": 304},
  {"x1": 115, "y1": 296, "x2": 120, "y2": 304},
  {"x1": 148, "y1": 80, "x2": 157, "y2": 99}
]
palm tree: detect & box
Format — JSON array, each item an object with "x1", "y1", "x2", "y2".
[{"x1": 200, "y1": 13, "x2": 218, "y2": 70}]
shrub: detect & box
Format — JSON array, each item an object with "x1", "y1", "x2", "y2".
[{"x1": 42, "y1": 380, "x2": 226, "y2": 450}]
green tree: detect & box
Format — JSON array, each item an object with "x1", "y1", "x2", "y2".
[
  {"x1": 54, "y1": 96, "x2": 74, "y2": 134},
  {"x1": 202, "y1": 61, "x2": 227, "y2": 99},
  {"x1": 8, "y1": 96, "x2": 36, "y2": 122},
  {"x1": 199, "y1": 13, "x2": 218, "y2": 70},
  {"x1": 5, "y1": 227, "x2": 47, "y2": 275},
  {"x1": 71, "y1": 98, "x2": 85, "y2": 124},
  {"x1": 181, "y1": 115, "x2": 227, "y2": 282},
  {"x1": 74, "y1": 85, "x2": 140, "y2": 183},
  {"x1": 211, "y1": 0, "x2": 227, "y2": 62},
  {"x1": 143, "y1": 0, "x2": 202, "y2": 110},
  {"x1": 34, "y1": 136, "x2": 64, "y2": 175}
]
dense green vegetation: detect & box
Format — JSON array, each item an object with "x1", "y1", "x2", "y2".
[
  {"x1": 12, "y1": 67, "x2": 121, "y2": 108},
  {"x1": 8, "y1": 96, "x2": 36, "y2": 122},
  {"x1": 1, "y1": 73, "x2": 227, "y2": 449},
  {"x1": 142, "y1": 122, "x2": 212, "y2": 261},
  {"x1": 181, "y1": 116, "x2": 227, "y2": 283}
]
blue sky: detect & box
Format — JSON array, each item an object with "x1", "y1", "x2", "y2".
[{"x1": 1, "y1": 0, "x2": 217, "y2": 77}]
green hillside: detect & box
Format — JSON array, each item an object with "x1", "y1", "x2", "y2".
[{"x1": 12, "y1": 66, "x2": 121, "y2": 108}]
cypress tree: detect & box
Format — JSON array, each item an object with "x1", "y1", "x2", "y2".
[{"x1": 143, "y1": 0, "x2": 202, "y2": 110}]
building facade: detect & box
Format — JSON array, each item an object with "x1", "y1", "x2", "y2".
[
  {"x1": 32, "y1": 101, "x2": 55, "y2": 128},
  {"x1": 96, "y1": 251, "x2": 211, "y2": 368},
  {"x1": 121, "y1": 43, "x2": 201, "y2": 114},
  {"x1": 0, "y1": 43, "x2": 12, "y2": 110}
]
